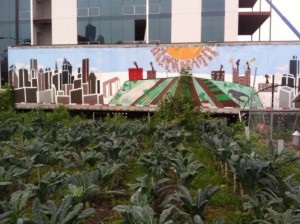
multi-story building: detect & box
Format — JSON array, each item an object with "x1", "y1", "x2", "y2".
[{"x1": 34, "y1": 0, "x2": 271, "y2": 45}]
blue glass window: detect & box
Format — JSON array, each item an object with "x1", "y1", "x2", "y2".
[
  {"x1": 77, "y1": 0, "x2": 171, "y2": 44},
  {"x1": 201, "y1": 0, "x2": 225, "y2": 42}
]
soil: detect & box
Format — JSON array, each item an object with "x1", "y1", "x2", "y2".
[{"x1": 88, "y1": 200, "x2": 117, "y2": 224}]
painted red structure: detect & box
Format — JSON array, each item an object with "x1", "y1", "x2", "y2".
[{"x1": 129, "y1": 68, "x2": 143, "y2": 81}]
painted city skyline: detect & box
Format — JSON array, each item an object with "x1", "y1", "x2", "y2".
[{"x1": 8, "y1": 43, "x2": 300, "y2": 109}]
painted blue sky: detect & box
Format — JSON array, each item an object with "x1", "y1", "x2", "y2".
[{"x1": 8, "y1": 43, "x2": 300, "y2": 76}]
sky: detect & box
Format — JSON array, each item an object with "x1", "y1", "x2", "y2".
[{"x1": 239, "y1": 0, "x2": 300, "y2": 41}]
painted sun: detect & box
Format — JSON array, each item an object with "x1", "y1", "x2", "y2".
[{"x1": 150, "y1": 46, "x2": 219, "y2": 72}]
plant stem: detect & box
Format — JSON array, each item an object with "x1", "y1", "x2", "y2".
[
  {"x1": 224, "y1": 162, "x2": 228, "y2": 182},
  {"x1": 37, "y1": 167, "x2": 40, "y2": 184},
  {"x1": 240, "y1": 183, "x2": 244, "y2": 197},
  {"x1": 233, "y1": 173, "x2": 236, "y2": 192},
  {"x1": 221, "y1": 162, "x2": 224, "y2": 175}
]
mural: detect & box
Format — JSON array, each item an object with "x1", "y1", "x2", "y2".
[{"x1": 7, "y1": 43, "x2": 300, "y2": 110}]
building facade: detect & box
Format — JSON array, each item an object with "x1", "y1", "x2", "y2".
[
  {"x1": 33, "y1": 0, "x2": 240, "y2": 45},
  {"x1": 0, "y1": 0, "x2": 270, "y2": 45}
]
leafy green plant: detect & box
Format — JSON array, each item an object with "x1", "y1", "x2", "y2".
[
  {"x1": 0, "y1": 120, "x2": 18, "y2": 142},
  {"x1": 47, "y1": 149, "x2": 70, "y2": 166},
  {"x1": 0, "y1": 190, "x2": 33, "y2": 223},
  {"x1": 27, "y1": 171, "x2": 67, "y2": 203},
  {"x1": 171, "y1": 150, "x2": 204, "y2": 186},
  {"x1": 66, "y1": 151, "x2": 100, "y2": 171},
  {"x1": 97, "y1": 162, "x2": 125, "y2": 190},
  {"x1": 256, "y1": 141, "x2": 300, "y2": 172},
  {"x1": 243, "y1": 189, "x2": 283, "y2": 221},
  {"x1": 47, "y1": 105, "x2": 71, "y2": 124},
  {"x1": 202, "y1": 132, "x2": 239, "y2": 181},
  {"x1": 230, "y1": 121, "x2": 247, "y2": 141},
  {"x1": 0, "y1": 84, "x2": 15, "y2": 113},
  {"x1": 228, "y1": 155, "x2": 268, "y2": 196},
  {"x1": 67, "y1": 171, "x2": 100, "y2": 205},
  {"x1": 114, "y1": 176, "x2": 179, "y2": 224},
  {"x1": 104, "y1": 113, "x2": 128, "y2": 126},
  {"x1": 151, "y1": 123, "x2": 190, "y2": 148},
  {"x1": 152, "y1": 94, "x2": 206, "y2": 131},
  {"x1": 113, "y1": 200, "x2": 158, "y2": 224},
  {"x1": 254, "y1": 208, "x2": 300, "y2": 224},
  {"x1": 285, "y1": 185, "x2": 300, "y2": 212},
  {"x1": 0, "y1": 151, "x2": 19, "y2": 169},
  {"x1": 0, "y1": 165, "x2": 28, "y2": 197},
  {"x1": 114, "y1": 203, "x2": 189, "y2": 224},
  {"x1": 32, "y1": 195, "x2": 95, "y2": 224},
  {"x1": 21, "y1": 139, "x2": 52, "y2": 164},
  {"x1": 93, "y1": 133, "x2": 133, "y2": 163},
  {"x1": 56, "y1": 122, "x2": 93, "y2": 151},
  {"x1": 128, "y1": 175, "x2": 172, "y2": 209},
  {"x1": 138, "y1": 148, "x2": 170, "y2": 178},
  {"x1": 173, "y1": 185, "x2": 220, "y2": 222}
]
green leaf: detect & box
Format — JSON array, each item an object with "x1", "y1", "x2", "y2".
[
  {"x1": 62, "y1": 203, "x2": 83, "y2": 224},
  {"x1": 193, "y1": 215, "x2": 204, "y2": 224},
  {"x1": 159, "y1": 205, "x2": 174, "y2": 224},
  {"x1": 0, "y1": 181, "x2": 12, "y2": 186},
  {"x1": 0, "y1": 211, "x2": 13, "y2": 222},
  {"x1": 77, "y1": 208, "x2": 96, "y2": 220}
]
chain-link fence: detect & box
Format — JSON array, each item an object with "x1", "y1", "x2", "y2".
[{"x1": 247, "y1": 109, "x2": 300, "y2": 148}]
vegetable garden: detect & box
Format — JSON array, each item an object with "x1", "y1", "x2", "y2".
[{"x1": 1, "y1": 84, "x2": 300, "y2": 224}]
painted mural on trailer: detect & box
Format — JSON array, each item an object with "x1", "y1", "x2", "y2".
[{"x1": 7, "y1": 43, "x2": 300, "y2": 109}]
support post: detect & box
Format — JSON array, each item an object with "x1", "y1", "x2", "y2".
[
  {"x1": 148, "y1": 112, "x2": 151, "y2": 124},
  {"x1": 146, "y1": 0, "x2": 149, "y2": 43},
  {"x1": 15, "y1": 0, "x2": 19, "y2": 46},
  {"x1": 270, "y1": 75, "x2": 275, "y2": 141}
]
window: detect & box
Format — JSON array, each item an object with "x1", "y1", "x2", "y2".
[
  {"x1": 89, "y1": 7, "x2": 100, "y2": 17},
  {"x1": 123, "y1": 6, "x2": 134, "y2": 15},
  {"x1": 201, "y1": 0, "x2": 225, "y2": 42},
  {"x1": 123, "y1": 4, "x2": 160, "y2": 15},
  {"x1": 135, "y1": 5, "x2": 146, "y2": 15},
  {"x1": 149, "y1": 4, "x2": 160, "y2": 14},
  {"x1": 20, "y1": 11, "x2": 30, "y2": 20},
  {"x1": 77, "y1": 7, "x2": 100, "y2": 17},
  {"x1": 135, "y1": 19, "x2": 146, "y2": 41},
  {"x1": 77, "y1": 0, "x2": 171, "y2": 44},
  {"x1": 78, "y1": 8, "x2": 89, "y2": 17}
]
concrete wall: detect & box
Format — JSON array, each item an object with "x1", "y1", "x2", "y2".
[
  {"x1": 32, "y1": 0, "x2": 52, "y2": 45},
  {"x1": 171, "y1": 0, "x2": 238, "y2": 43},
  {"x1": 171, "y1": 0, "x2": 202, "y2": 43},
  {"x1": 32, "y1": 23, "x2": 52, "y2": 45},
  {"x1": 52, "y1": 0, "x2": 77, "y2": 45},
  {"x1": 32, "y1": 0, "x2": 51, "y2": 20},
  {"x1": 224, "y1": 0, "x2": 238, "y2": 41}
]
